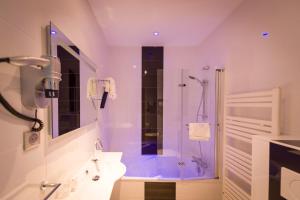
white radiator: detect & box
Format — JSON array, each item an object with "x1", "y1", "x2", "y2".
[{"x1": 223, "y1": 88, "x2": 280, "y2": 200}]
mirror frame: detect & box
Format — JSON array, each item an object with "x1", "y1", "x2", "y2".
[{"x1": 46, "y1": 22, "x2": 98, "y2": 139}]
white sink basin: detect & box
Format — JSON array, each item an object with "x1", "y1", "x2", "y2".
[
  {"x1": 58, "y1": 152, "x2": 126, "y2": 200},
  {"x1": 98, "y1": 162, "x2": 126, "y2": 179},
  {"x1": 73, "y1": 162, "x2": 126, "y2": 200},
  {"x1": 1, "y1": 152, "x2": 126, "y2": 200},
  {"x1": 95, "y1": 152, "x2": 123, "y2": 163}
]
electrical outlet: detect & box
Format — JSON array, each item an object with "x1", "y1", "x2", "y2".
[{"x1": 23, "y1": 131, "x2": 40, "y2": 151}]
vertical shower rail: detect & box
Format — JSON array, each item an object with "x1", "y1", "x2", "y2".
[{"x1": 215, "y1": 69, "x2": 225, "y2": 178}]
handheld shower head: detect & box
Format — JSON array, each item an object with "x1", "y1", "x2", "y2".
[
  {"x1": 188, "y1": 75, "x2": 201, "y2": 82},
  {"x1": 189, "y1": 75, "x2": 202, "y2": 84},
  {"x1": 188, "y1": 75, "x2": 208, "y2": 87},
  {"x1": 188, "y1": 75, "x2": 196, "y2": 80}
]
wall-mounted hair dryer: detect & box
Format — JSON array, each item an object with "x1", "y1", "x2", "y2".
[
  {"x1": 0, "y1": 56, "x2": 61, "y2": 132},
  {"x1": 0, "y1": 56, "x2": 61, "y2": 108}
]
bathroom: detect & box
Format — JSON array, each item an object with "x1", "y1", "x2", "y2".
[{"x1": 1, "y1": 0, "x2": 300, "y2": 200}]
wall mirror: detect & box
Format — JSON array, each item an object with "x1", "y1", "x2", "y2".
[{"x1": 47, "y1": 22, "x2": 97, "y2": 138}]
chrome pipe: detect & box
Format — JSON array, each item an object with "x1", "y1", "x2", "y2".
[
  {"x1": 214, "y1": 68, "x2": 224, "y2": 178},
  {"x1": 40, "y1": 181, "x2": 61, "y2": 200}
]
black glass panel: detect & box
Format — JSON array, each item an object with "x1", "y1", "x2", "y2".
[
  {"x1": 145, "y1": 182, "x2": 176, "y2": 200},
  {"x1": 57, "y1": 45, "x2": 80, "y2": 135},
  {"x1": 274, "y1": 140, "x2": 300, "y2": 148},
  {"x1": 269, "y1": 143, "x2": 300, "y2": 200},
  {"x1": 142, "y1": 47, "x2": 163, "y2": 155}
]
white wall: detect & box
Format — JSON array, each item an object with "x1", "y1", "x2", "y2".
[
  {"x1": 195, "y1": 0, "x2": 300, "y2": 135},
  {"x1": 106, "y1": 46, "x2": 217, "y2": 178},
  {"x1": 104, "y1": 46, "x2": 141, "y2": 156},
  {"x1": 106, "y1": 46, "x2": 202, "y2": 154},
  {"x1": 0, "y1": 0, "x2": 108, "y2": 198}
]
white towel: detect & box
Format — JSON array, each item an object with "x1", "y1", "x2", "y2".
[
  {"x1": 104, "y1": 77, "x2": 117, "y2": 100},
  {"x1": 87, "y1": 77, "x2": 97, "y2": 100},
  {"x1": 188, "y1": 123, "x2": 210, "y2": 141}
]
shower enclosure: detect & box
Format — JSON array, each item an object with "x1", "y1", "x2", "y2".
[
  {"x1": 122, "y1": 66, "x2": 224, "y2": 180},
  {"x1": 178, "y1": 67, "x2": 221, "y2": 179}
]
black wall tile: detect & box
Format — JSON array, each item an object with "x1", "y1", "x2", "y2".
[
  {"x1": 145, "y1": 182, "x2": 176, "y2": 200},
  {"x1": 142, "y1": 47, "x2": 163, "y2": 155},
  {"x1": 57, "y1": 45, "x2": 80, "y2": 136}
]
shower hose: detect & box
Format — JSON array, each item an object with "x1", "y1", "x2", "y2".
[{"x1": 195, "y1": 81, "x2": 208, "y2": 174}]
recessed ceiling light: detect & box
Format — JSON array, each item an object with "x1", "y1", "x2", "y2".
[
  {"x1": 51, "y1": 30, "x2": 57, "y2": 35},
  {"x1": 153, "y1": 32, "x2": 160, "y2": 36},
  {"x1": 261, "y1": 32, "x2": 270, "y2": 38}
]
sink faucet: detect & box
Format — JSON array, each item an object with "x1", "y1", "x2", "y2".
[
  {"x1": 92, "y1": 138, "x2": 103, "y2": 163},
  {"x1": 95, "y1": 138, "x2": 104, "y2": 151},
  {"x1": 40, "y1": 181, "x2": 61, "y2": 199}
]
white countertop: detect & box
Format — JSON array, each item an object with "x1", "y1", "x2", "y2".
[
  {"x1": 1, "y1": 152, "x2": 126, "y2": 200},
  {"x1": 55, "y1": 152, "x2": 126, "y2": 200},
  {"x1": 253, "y1": 134, "x2": 300, "y2": 151}
]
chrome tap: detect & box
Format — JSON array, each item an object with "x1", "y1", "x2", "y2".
[
  {"x1": 192, "y1": 156, "x2": 208, "y2": 168},
  {"x1": 40, "y1": 181, "x2": 61, "y2": 191},
  {"x1": 191, "y1": 156, "x2": 201, "y2": 164},
  {"x1": 40, "y1": 181, "x2": 61, "y2": 199},
  {"x1": 192, "y1": 156, "x2": 208, "y2": 176},
  {"x1": 95, "y1": 138, "x2": 103, "y2": 151}
]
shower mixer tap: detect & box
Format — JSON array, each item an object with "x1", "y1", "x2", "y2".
[{"x1": 192, "y1": 156, "x2": 208, "y2": 176}]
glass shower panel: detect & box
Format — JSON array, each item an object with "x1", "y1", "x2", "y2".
[{"x1": 179, "y1": 68, "x2": 217, "y2": 179}]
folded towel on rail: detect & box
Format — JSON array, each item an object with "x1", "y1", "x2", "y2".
[
  {"x1": 104, "y1": 77, "x2": 117, "y2": 100},
  {"x1": 188, "y1": 123, "x2": 211, "y2": 141},
  {"x1": 87, "y1": 77, "x2": 98, "y2": 100}
]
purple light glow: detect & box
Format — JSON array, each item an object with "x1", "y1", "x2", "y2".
[
  {"x1": 51, "y1": 30, "x2": 57, "y2": 35},
  {"x1": 153, "y1": 32, "x2": 160, "y2": 36},
  {"x1": 122, "y1": 155, "x2": 213, "y2": 179},
  {"x1": 262, "y1": 32, "x2": 270, "y2": 38}
]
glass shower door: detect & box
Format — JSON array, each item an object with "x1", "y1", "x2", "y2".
[{"x1": 178, "y1": 67, "x2": 218, "y2": 179}]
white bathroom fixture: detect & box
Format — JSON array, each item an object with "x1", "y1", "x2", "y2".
[
  {"x1": 0, "y1": 56, "x2": 61, "y2": 132},
  {"x1": 1, "y1": 152, "x2": 126, "y2": 200},
  {"x1": 223, "y1": 88, "x2": 280, "y2": 200},
  {"x1": 281, "y1": 167, "x2": 300, "y2": 200},
  {"x1": 53, "y1": 152, "x2": 126, "y2": 200},
  {"x1": 0, "y1": 56, "x2": 61, "y2": 108}
]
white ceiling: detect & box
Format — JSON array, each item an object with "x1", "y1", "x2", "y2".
[{"x1": 88, "y1": 0, "x2": 243, "y2": 46}]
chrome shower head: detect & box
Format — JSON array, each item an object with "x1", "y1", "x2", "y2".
[
  {"x1": 188, "y1": 75, "x2": 208, "y2": 87},
  {"x1": 188, "y1": 75, "x2": 202, "y2": 82},
  {"x1": 188, "y1": 75, "x2": 201, "y2": 83},
  {"x1": 188, "y1": 75, "x2": 196, "y2": 80}
]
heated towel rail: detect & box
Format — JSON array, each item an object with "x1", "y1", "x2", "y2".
[{"x1": 223, "y1": 88, "x2": 280, "y2": 200}]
